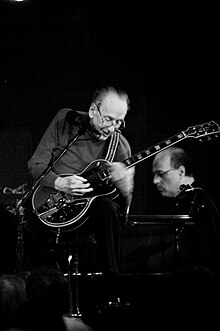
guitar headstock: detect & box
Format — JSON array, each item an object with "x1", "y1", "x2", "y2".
[{"x1": 184, "y1": 121, "x2": 220, "y2": 141}]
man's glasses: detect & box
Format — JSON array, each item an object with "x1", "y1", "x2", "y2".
[
  {"x1": 153, "y1": 168, "x2": 176, "y2": 179},
  {"x1": 95, "y1": 103, "x2": 125, "y2": 130}
]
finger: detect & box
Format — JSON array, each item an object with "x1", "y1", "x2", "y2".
[
  {"x1": 70, "y1": 187, "x2": 93, "y2": 194},
  {"x1": 73, "y1": 175, "x2": 88, "y2": 182},
  {"x1": 73, "y1": 182, "x2": 91, "y2": 189}
]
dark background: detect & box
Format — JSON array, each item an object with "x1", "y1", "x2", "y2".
[{"x1": 0, "y1": 0, "x2": 219, "y2": 214}]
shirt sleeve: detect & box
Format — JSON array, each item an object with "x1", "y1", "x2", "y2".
[{"x1": 27, "y1": 108, "x2": 72, "y2": 188}]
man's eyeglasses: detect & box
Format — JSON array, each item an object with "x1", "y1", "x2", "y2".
[
  {"x1": 95, "y1": 103, "x2": 125, "y2": 130},
  {"x1": 153, "y1": 168, "x2": 176, "y2": 179}
]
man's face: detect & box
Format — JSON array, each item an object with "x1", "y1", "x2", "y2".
[
  {"x1": 152, "y1": 152, "x2": 181, "y2": 198},
  {"x1": 89, "y1": 93, "x2": 127, "y2": 140}
]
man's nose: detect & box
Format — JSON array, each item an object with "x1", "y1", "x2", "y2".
[
  {"x1": 108, "y1": 125, "x2": 115, "y2": 132},
  {"x1": 153, "y1": 175, "x2": 160, "y2": 184}
]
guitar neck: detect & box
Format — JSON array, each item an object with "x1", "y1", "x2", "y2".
[{"x1": 122, "y1": 130, "x2": 187, "y2": 168}]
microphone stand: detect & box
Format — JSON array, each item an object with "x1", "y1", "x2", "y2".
[
  {"x1": 14, "y1": 125, "x2": 87, "y2": 274},
  {"x1": 66, "y1": 253, "x2": 82, "y2": 317}
]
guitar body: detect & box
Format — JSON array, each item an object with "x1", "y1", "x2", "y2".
[{"x1": 32, "y1": 159, "x2": 118, "y2": 232}]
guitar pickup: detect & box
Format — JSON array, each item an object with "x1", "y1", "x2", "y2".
[{"x1": 98, "y1": 169, "x2": 110, "y2": 181}]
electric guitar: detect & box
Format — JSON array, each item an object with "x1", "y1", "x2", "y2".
[{"x1": 32, "y1": 120, "x2": 220, "y2": 232}]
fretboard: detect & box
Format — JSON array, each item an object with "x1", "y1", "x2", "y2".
[{"x1": 123, "y1": 131, "x2": 186, "y2": 168}]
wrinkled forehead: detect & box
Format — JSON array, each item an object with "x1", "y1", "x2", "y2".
[{"x1": 101, "y1": 93, "x2": 128, "y2": 116}]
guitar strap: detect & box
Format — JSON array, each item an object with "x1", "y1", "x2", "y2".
[{"x1": 103, "y1": 130, "x2": 120, "y2": 162}]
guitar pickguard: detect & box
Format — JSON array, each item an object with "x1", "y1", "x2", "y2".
[{"x1": 32, "y1": 160, "x2": 118, "y2": 231}]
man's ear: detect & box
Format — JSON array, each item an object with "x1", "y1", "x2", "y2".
[
  {"x1": 89, "y1": 103, "x2": 97, "y2": 118},
  {"x1": 179, "y1": 165, "x2": 186, "y2": 177}
]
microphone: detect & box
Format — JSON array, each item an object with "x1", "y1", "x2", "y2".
[
  {"x1": 66, "y1": 110, "x2": 101, "y2": 137},
  {"x1": 66, "y1": 110, "x2": 85, "y2": 127}
]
